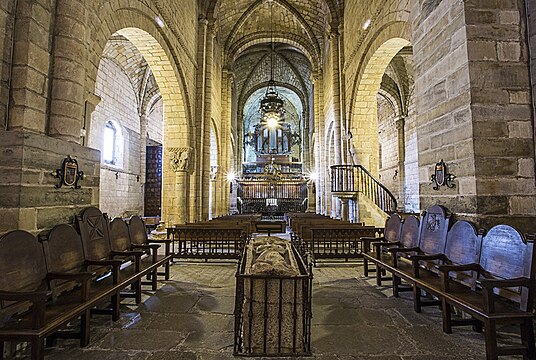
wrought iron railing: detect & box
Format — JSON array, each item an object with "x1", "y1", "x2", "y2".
[{"x1": 330, "y1": 165, "x2": 397, "y2": 214}]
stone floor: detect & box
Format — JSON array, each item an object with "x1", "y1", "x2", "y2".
[{"x1": 10, "y1": 260, "x2": 528, "y2": 359}]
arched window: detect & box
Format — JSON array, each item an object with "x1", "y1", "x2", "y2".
[{"x1": 103, "y1": 121, "x2": 116, "y2": 164}]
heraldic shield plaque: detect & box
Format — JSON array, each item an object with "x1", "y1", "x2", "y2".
[
  {"x1": 430, "y1": 159, "x2": 455, "y2": 191},
  {"x1": 54, "y1": 155, "x2": 84, "y2": 189}
]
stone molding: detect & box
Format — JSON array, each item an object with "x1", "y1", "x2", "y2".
[{"x1": 167, "y1": 147, "x2": 194, "y2": 173}]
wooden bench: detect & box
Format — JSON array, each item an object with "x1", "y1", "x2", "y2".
[
  {"x1": 360, "y1": 214, "x2": 403, "y2": 277},
  {"x1": 0, "y1": 229, "x2": 95, "y2": 359},
  {"x1": 254, "y1": 220, "x2": 286, "y2": 234},
  {"x1": 167, "y1": 226, "x2": 247, "y2": 261},
  {"x1": 309, "y1": 226, "x2": 379, "y2": 266},
  {"x1": 109, "y1": 217, "x2": 171, "y2": 293},
  {"x1": 362, "y1": 207, "x2": 536, "y2": 359},
  {"x1": 128, "y1": 215, "x2": 172, "y2": 281},
  {"x1": 76, "y1": 207, "x2": 146, "y2": 320}
]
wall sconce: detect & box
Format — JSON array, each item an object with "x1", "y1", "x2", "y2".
[
  {"x1": 430, "y1": 159, "x2": 456, "y2": 190},
  {"x1": 115, "y1": 171, "x2": 119, "y2": 179},
  {"x1": 393, "y1": 170, "x2": 398, "y2": 180}
]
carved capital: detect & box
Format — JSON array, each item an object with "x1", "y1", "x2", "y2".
[
  {"x1": 395, "y1": 117, "x2": 405, "y2": 130},
  {"x1": 167, "y1": 147, "x2": 193, "y2": 173}
]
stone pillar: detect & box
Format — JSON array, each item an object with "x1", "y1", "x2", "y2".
[
  {"x1": 139, "y1": 111, "x2": 148, "y2": 213},
  {"x1": 194, "y1": 17, "x2": 208, "y2": 222},
  {"x1": 313, "y1": 71, "x2": 325, "y2": 215},
  {"x1": 222, "y1": 69, "x2": 234, "y2": 215},
  {"x1": 340, "y1": 198, "x2": 350, "y2": 222},
  {"x1": 396, "y1": 117, "x2": 405, "y2": 211},
  {"x1": 48, "y1": 0, "x2": 87, "y2": 143},
  {"x1": 329, "y1": 29, "x2": 342, "y2": 166},
  {"x1": 330, "y1": 28, "x2": 342, "y2": 219},
  {"x1": 8, "y1": 0, "x2": 53, "y2": 133},
  {"x1": 165, "y1": 147, "x2": 192, "y2": 225},
  {"x1": 200, "y1": 21, "x2": 215, "y2": 221},
  {"x1": 307, "y1": 183, "x2": 316, "y2": 212}
]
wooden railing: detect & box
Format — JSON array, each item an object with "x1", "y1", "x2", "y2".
[
  {"x1": 237, "y1": 180, "x2": 308, "y2": 214},
  {"x1": 330, "y1": 165, "x2": 397, "y2": 214}
]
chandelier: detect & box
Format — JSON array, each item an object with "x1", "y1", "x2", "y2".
[{"x1": 259, "y1": 0, "x2": 284, "y2": 128}]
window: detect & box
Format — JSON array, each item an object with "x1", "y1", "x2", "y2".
[{"x1": 103, "y1": 121, "x2": 116, "y2": 164}]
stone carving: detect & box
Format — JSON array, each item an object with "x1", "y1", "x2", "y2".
[
  {"x1": 250, "y1": 236, "x2": 299, "y2": 276},
  {"x1": 167, "y1": 147, "x2": 193, "y2": 172}
]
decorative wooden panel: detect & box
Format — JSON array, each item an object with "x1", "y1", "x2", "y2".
[{"x1": 144, "y1": 146, "x2": 162, "y2": 217}]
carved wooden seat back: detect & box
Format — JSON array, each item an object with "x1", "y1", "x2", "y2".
[
  {"x1": 479, "y1": 225, "x2": 534, "y2": 308},
  {"x1": 76, "y1": 207, "x2": 112, "y2": 261},
  {"x1": 417, "y1": 205, "x2": 450, "y2": 255},
  {"x1": 443, "y1": 220, "x2": 482, "y2": 285},
  {"x1": 384, "y1": 214, "x2": 403, "y2": 242},
  {"x1": 109, "y1": 218, "x2": 131, "y2": 252},
  {"x1": 0, "y1": 230, "x2": 47, "y2": 314},
  {"x1": 128, "y1": 216, "x2": 148, "y2": 246},
  {"x1": 398, "y1": 215, "x2": 420, "y2": 248},
  {"x1": 41, "y1": 224, "x2": 86, "y2": 295}
]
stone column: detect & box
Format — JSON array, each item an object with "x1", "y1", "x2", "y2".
[
  {"x1": 200, "y1": 21, "x2": 215, "y2": 221},
  {"x1": 396, "y1": 117, "x2": 405, "y2": 211},
  {"x1": 329, "y1": 29, "x2": 342, "y2": 166},
  {"x1": 340, "y1": 198, "x2": 350, "y2": 222},
  {"x1": 222, "y1": 69, "x2": 234, "y2": 215},
  {"x1": 139, "y1": 111, "x2": 148, "y2": 213},
  {"x1": 48, "y1": 0, "x2": 87, "y2": 143},
  {"x1": 165, "y1": 147, "x2": 193, "y2": 225},
  {"x1": 312, "y1": 71, "x2": 325, "y2": 214},
  {"x1": 194, "y1": 17, "x2": 208, "y2": 222},
  {"x1": 330, "y1": 28, "x2": 342, "y2": 219}
]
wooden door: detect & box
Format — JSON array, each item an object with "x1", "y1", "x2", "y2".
[{"x1": 144, "y1": 146, "x2": 162, "y2": 217}]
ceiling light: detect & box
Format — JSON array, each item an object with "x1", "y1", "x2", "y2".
[
  {"x1": 155, "y1": 16, "x2": 165, "y2": 28},
  {"x1": 363, "y1": 19, "x2": 371, "y2": 30}
]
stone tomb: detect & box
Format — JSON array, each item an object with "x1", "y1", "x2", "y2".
[{"x1": 234, "y1": 236, "x2": 312, "y2": 356}]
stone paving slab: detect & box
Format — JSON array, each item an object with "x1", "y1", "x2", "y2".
[{"x1": 5, "y1": 261, "x2": 528, "y2": 359}]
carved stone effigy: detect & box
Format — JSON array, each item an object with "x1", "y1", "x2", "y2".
[{"x1": 237, "y1": 236, "x2": 310, "y2": 355}]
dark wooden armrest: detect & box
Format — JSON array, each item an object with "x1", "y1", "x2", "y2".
[
  {"x1": 438, "y1": 263, "x2": 481, "y2": 292},
  {"x1": 47, "y1": 272, "x2": 93, "y2": 301},
  {"x1": 131, "y1": 244, "x2": 160, "y2": 250},
  {"x1": 388, "y1": 246, "x2": 419, "y2": 254},
  {"x1": 437, "y1": 263, "x2": 481, "y2": 274},
  {"x1": 481, "y1": 277, "x2": 531, "y2": 290},
  {"x1": 84, "y1": 259, "x2": 123, "y2": 268},
  {"x1": 47, "y1": 272, "x2": 93, "y2": 282},
  {"x1": 0, "y1": 289, "x2": 47, "y2": 302},
  {"x1": 410, "y1": 253, "x2": 446, "y2": 278},
  {"x1": 148, "y1": 239, "x2": 171, "y2": 244},
  {"x1": 111, "y1": 250, "x2": 144, "y2": 258},
  {"x1": 84, "y1": 259, "x2": 123, "y2": 284},
  {"x1": 0, "y1": 289, "x2": 48, "y2": 329},
  {"x1": 361, "y1": 236, "x2": 384, "y2": 242},
  {"x1": 481, "y1": 277, "x2": 531, "y2": 313},
  {"x1": 410, "y1": 253, "x2": 446, "y2": 262},
  {"x1": 371, "y1": 240, "x2": 399, "y2": 249}
]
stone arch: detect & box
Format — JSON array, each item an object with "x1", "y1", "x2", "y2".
[
  {"x1": 223, "y1": 0, "x2": 321, "y2": 62},
  {"x1": 86, "y1": 5, "x2": 193, "y2": 142},
  {"x1": 88, "y1": 5, "x2": 193, "y2": 223},
  {"x1": 349, "y1": 35, "x2": 411, "y2": 176},
  {"x1": 229, "y1": 36, "x2": 317, "y2": 70},
  {"x1": 207, "y1": 0, "x2": 340, "y2": 28}
]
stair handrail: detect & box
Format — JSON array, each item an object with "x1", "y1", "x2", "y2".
[{"x1": 330, "y1": 164, "x2": 397, "y2": 214}]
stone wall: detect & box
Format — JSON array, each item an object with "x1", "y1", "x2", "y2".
[
  {"x1": 464, "y1": 0, "x2": 536, "y2": 230},
  {"x1": 0, "y1": 130, "x2": 100, "y2": 233},
  {"x1": 378, "y1": 95, "x2": 399, "y2": 197},
  {"x1": 528, "y1": 0, "x2": 536, "y2": 165},
  {"x1": 90, "y1": 57, "x2": 143, "y2": 218},
  {"x1": 412, "y1": 0, "x2": 476, "y2": 214}
]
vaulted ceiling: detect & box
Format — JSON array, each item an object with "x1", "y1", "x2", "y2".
[{"x1": 202, "y1": 0, "x2": 340, "y2": 117}]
